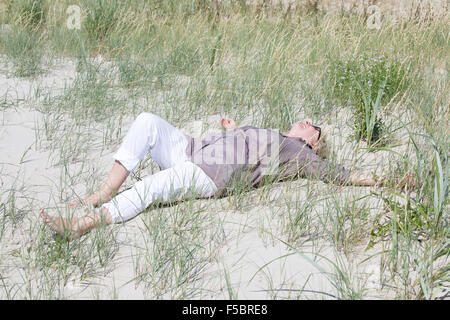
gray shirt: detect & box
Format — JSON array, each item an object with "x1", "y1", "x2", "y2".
[{"x1": 184, "y1": 125, "x2": 350, "y2": 197}]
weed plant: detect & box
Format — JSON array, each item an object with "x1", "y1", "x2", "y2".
[
  {"x1": 133, "y1": 197, "x2": 223, "y2": 299},
  {"x1": 7, "y1": 0, "x2": 46, "y2": 29},
  {"x1": 82, "y1": 0, "x2": 122, "y2": 44},
  {"x1": 326, "y1": 53, "x2": 414, "y2": 145}
]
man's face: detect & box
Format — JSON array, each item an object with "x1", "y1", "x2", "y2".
[{"x1": 288, "y1": 121, "x2": 320, "y2": 147}]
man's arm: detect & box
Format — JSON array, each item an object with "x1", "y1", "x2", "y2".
[
  {"x1": 278, "y1": 142, "x2": 351, "y2": 186},
  {"x1": 348, "y1": 171, "x2": 418, "y2": 189}
]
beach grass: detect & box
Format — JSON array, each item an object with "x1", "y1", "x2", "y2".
[{"x1": 0, "y1": 0, "x2": 448, "y2": 299}]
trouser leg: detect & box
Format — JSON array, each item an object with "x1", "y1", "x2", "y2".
[
  {"x1": 113, "y1": 112, "x2": 190, "y2": 172},
  {"x1": 101, "y1": 161, "x2": 217, "y2": 224}
]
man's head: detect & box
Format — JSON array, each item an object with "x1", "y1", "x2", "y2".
[{"x1": 285, "y1": 120, "x2": 321, "y2": 147}]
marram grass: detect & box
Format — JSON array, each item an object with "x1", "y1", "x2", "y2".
[{"x1": 0, "y1": 1, "x2": 448, "y2": 299}]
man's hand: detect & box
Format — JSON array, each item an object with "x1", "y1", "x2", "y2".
[
  {"x1": 348, "y1": 172, "x2": 419, "y2": 190},
  {"x1": 220, "y1": 118, "x2": 237, "y2": 130},
  {"x1": 392, "y1": 174, "x2": 419, "y2": 190},
  {"x1": 348, "y1": 172, "x2": 381, "y2": 187}
]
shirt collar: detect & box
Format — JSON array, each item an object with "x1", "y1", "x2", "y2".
[{"x1": 280, "y1": 133, "x2": 313, "y2": 149}]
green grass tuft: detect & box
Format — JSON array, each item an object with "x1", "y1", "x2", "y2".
[{"x1": 326, "y1": 53, "x2": 414, "y2": 145}]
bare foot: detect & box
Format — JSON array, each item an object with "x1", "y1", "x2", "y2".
[{"x1": 39, "y1": 209, "x2": 83, "y2": 240}]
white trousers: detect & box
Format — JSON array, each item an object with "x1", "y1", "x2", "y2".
[{"x1": 101, "y1": 112, "x2": 218, "y2": 224}]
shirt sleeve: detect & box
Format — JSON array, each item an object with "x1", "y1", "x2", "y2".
[{"x1": 278, "y1": 141, "x2": 351, "y2": 185}]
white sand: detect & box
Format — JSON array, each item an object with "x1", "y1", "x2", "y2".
[{"x1": 0, "y1": 47, "x2": 446, "y2": 299}]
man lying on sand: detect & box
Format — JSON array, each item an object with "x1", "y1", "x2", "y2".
[{"x1": 40, "y1": 112, "x2": 416, "y2": 240}]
